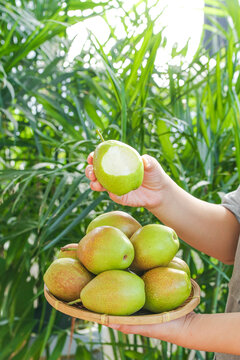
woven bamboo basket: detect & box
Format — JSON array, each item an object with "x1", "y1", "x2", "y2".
[{"x1": 44, "y1": 278, "x2": 200, "y2": 326}]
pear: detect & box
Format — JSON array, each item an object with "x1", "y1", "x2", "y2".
[
  {"x1": 130, "y1": 224, "x2": 179, "y2": 272},
  {"x1": 57, "y1": 243, "x2": 78, "y2": 260},
  {"x1": 77, "y1": 226, "x2": 134, "y2": 274},
  {"x1": 86, "y1": 211, "x2": 141, "y2": 238},
  {"x1": 43, "y1": 258, "x2": 93, "y2": 302},
  {"x1": 142, "y1": 267, "x2": 192, "y2": 313},
  {"x1": 167, "y1": 257, "x2": 191, "y2": 277},
  {"x1": 80, "y1": 270, "x2": 145, "y2": 315},
  {"x1": 93, "y1": 140, "x2": 144, "y2": 196}
]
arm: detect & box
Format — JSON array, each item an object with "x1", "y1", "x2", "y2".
[
  {"x1": 107, "y1": 312, "x2": 240, "y2": 355},
  {"x1": 147, "y1": 174, "x2": 240, "y2": 264},
  {"x1": 86, "y1": 154, "x2": 240, "y2": 264}
]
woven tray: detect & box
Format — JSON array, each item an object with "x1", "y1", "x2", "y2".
[{"x1": 44, "y1": 278, "x2": 200, "y2": 325}]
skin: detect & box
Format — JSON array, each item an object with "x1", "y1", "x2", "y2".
[{"x1": 85, "y1": 153, "x2": 240, "y2": 355}]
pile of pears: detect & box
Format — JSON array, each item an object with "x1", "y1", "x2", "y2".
[{"x1": 44, "y1": 211, "x2": 192, "y2": 316}]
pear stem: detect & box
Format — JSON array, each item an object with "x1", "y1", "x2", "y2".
[
  {"x1": 60, "y1": 247, "x2": 77, "y2": 252},
  {"x1": 68, "y1": 298, "x2": 82, "y2": 306},
  {"x1": 96, "y1": 129, "x2": 105, "y2": 142}
]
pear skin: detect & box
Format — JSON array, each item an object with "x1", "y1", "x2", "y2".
[
  {"x1": 93, "y1": 140, "x2": 144, "y2": 196},
  {"x1": 44, "y1": 258, "x2": 93, "y2": 302},
  {"x1": 86, "y1": 211, "x2": 141, "y2": 238},
  {"x1": 167, "y1": 257, "x2": 191, "y2": 277},
  {"x1": 57, "y1": 243, "x2": 78, "y2": 260},
  {"x1": 130, "y1": 224, "x2": 179, "y2": 271},
  {"x1": 142, "y1": 267, "x2": 192, "y2": 313},
  {"x1": 77, "y1": 226, "x2": 134, "y2": 274},
  {"x1": 80, "y1": 270, "x2": 145, "y2": 315}
]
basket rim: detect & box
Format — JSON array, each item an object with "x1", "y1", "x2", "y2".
[{"x1": 44, "y1": 278, "x2": 200, "y2": 325}]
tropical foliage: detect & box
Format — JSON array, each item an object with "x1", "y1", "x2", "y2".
[{"x1": 0, "y1": 0, "x2": 240, "y2": 359}]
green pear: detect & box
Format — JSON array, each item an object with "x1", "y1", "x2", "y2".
[
  {"x1": 167, "y1": 257, "x2": 191, "y2": 277},
  {"x1": 86, "y1": 211, "x2": 141, "y2": 238},
  {"x1": 142, "y1": 267, "x2": 192, "y2": 313},
  {"x1": 57, "y1": 243, "x2": 78, "y2": 260},
  {"x1": 93, "y1": 140, "x2": 144, "y2": 196},
  {"x1": 80, "y1": 270, "x2": 145, "y2": 315},
  {"x1": 130, "y1": 224, "x2": 179, "y2": 272},
  {"x1": 77, "y1": 226, "x2": 134, "y2": 274},
  {"x1": 43, "y1": 258, "x2": 93, "y2": 302}
]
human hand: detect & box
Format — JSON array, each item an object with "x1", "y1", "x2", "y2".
[
  {"x1": 107, "y1": 312, "x2": 197, "y2": 348},
  {"x1": 106, "y1": 311, "x2": 240, "y2": 354},
  {"x1": 85, "y1": 153, "x2": 169, "y2": 209}
]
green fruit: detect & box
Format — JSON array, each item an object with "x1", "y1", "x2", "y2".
[
  {"x1": 57, "y1": 243, "x2": 78, "y2": 260},
  {"x1": 80, "y1": 270, "x2": 145, "y2": 315},
  {"x1": 86, "y1": 211, "x2": 141, "y2": 238},
  {"x1": 130, "y1": 224, "x2": 179, "y2": 272},
  {"x1": 77, "y1": 226, "x2": 134, "y2": 274},
  {"x1": 93, "y1": 140, "x2": 144, "y2": 196},
  {"x1": 167, "y1": 257, "x2": 191, "y2": 277},
  {"x1": 43, "y1": 258, "x2": 93, "y2": 302},
  {"x1": 142, "y1": 267, "x2": 192, "y2": 313}
]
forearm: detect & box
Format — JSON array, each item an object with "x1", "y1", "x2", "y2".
[
  {"x1": 179, "y1": 312, "x2": 240, "y2": 354},
  {"x1": 147, "y1": 177, "x2": 240, "y2": 264}
]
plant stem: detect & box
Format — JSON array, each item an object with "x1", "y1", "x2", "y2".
[{"x1": 96, "y1": 129, "x2": 105, "y2": 142}]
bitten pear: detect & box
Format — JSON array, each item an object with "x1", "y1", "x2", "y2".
[
  {"x1": 142, "y1": 267, "x2": 192, "y2": 313},
  {"x1": 77, "y1": 226, "x2": 134, "y2": 274},
  {"x1": 43, "y1": 258, "x2": 93, "y2": 302},
  {"x1": 130, "y1": 224, "x2": 179, "y2": 272},
  {"x1": 86, "y1": 211, "x2": 141, "y2": 238},
  {"x1": 93, "y1": 140, "x2": 144, "y2": 196},
  {"x1": 80, "y1": 270, "x2": 145, "y2": 315}
]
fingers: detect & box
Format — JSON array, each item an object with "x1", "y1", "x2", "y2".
[
  {"x1": 85, "y1": 165, "x2": 96, "y2": 181},
  {"x1": 90, "y1": 181, "x2": 106, "y2": 192},
  {"x1": 86, "y1": 156, "x2": 107, "y2": 192},
  {"x1": 107, "y1": 324, "x2": 157, "y2": 337},
  {"x1": 87, "y1": 152, "x2": 94, "y2": 165}
]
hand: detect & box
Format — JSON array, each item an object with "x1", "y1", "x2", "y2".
[
  {"x1": 85, "y1": 153, "x2": 169, "y2": 209},
  {"x1": 107, "y1": 312, "x2": 197, "y2": 348},
  {"x1": 106, "y1": 311, "x2": 240, "y2": 354}
]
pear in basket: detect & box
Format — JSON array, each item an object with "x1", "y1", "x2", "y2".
[
  {"x1": 167, "y1": 257, "x2": 191, "y2": 277},
  {"x1": 44, "y1": 258, "x2": 93, "y2": 302},
  {"x1": 79, "y1": 270, "x2": 146, "y2": 316},
  {"x1": 86, "y1": 211, "x2": 141, "y2": 238},
  {"x1": 77, "y1": 226, "x2": 134, "y2": 274},
  {"x1": 130, "y1": 224, "x2": 179, "y2": 272},
  {"x1": 142, "y1": 267, "x2": 192, "y2": 313}
]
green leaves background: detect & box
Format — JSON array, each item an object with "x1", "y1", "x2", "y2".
[{"x1": 0, "y1": 0, "x2": 239, "y2": 358}]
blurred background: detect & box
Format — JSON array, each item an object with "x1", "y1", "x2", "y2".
[{"x1": 0, "y1": 0, "x2": 240, "y2": 359}]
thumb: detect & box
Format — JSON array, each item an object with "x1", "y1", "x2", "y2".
[{"x1": 142, "y1": 154, "x2": 159, "y2": 172}]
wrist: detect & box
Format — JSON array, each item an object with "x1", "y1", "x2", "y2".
[
  {"x1": 145, "y1": 173, "x2": 174, "y2": 213},
  {"x1": 176, "y1": 312, "x2": 200, "y2": 348}
]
